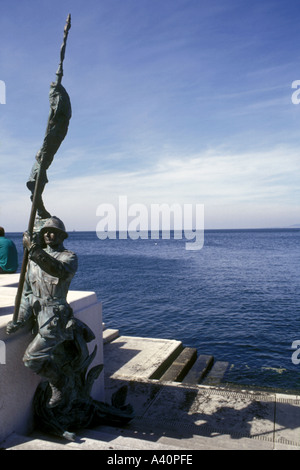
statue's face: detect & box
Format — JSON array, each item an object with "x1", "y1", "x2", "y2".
[{"x1": 43, "y1": 229, "x2": 65, "y2": 248}]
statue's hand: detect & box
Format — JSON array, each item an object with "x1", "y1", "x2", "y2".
[
  {"x1": 23, "y1": 231, "x2": 40, "y2": 252},
  {"x1": 6, "y1": 321, "x2": 22, "y2": 335},
  {"x1": 23, "y1": 231, "x2": 33, "y2": 251}
]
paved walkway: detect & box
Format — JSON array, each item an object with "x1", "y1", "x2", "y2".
[{"x1": 2, "y1": 377, "x2": 300, "y2": 450}]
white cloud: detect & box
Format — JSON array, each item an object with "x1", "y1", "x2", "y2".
[{"x1": 13, "y1": 144, "x2": 296, "y2": 231}]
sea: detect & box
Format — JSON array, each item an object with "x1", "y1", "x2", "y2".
[{"x1": 8, "y1": 228, "x2": 300, "y2": 393}]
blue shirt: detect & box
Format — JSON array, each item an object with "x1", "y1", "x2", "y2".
[{"x1": 0, "y1": 236, "x2": 18, "y2": 273}]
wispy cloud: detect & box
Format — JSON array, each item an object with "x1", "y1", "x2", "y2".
[{"x1": 21, "y1": 144, "x2": 297, "y2": 231}]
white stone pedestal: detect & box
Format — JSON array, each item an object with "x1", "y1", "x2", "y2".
[{"x1": 0, "y1": 274, "x2": 104, "y2": 442}]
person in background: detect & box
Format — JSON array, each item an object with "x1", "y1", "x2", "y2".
[{"x1": 0, "y1": 227, "x2": 18, "y2": 274}]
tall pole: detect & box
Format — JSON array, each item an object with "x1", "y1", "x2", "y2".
[{"x1": 12, "y1": 15, "x2": 72, "y2": 325}]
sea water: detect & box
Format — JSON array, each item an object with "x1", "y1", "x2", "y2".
[{"x1": 9, "y1": 228, "x2": 300, "y2": 391}]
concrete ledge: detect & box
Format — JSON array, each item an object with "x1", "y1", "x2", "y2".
[
  {"x1": 104, "y1": 336, "x2": 183, "y2": 381},
  {"x1": 103, "y1": 328, "x2": 120, "y2": 344},
  {"x1": 0, "y1": 273, "x2": 20, "y2": 287}
]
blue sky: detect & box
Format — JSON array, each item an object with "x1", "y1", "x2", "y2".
[{"x1": 1, "y1": 0, "x2": 300, "y2": 231}]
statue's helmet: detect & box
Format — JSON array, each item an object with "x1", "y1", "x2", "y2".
[{"x1": 39, "y1": 216, "x2": 68, "y2": 239}]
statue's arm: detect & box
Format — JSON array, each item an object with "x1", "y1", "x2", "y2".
[
  {"x1": 29, "y1": 245, "x2": 77, "y2": 279},
  {"x1": 6, "y1": 270, "x2": 34, "y2": 334}
]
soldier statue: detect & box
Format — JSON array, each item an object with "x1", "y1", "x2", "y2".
[
  {"x1": 7, "y1": 216, "x2": 77, "y2": 407},
  {"x1": 6, "y1": 17, "x2": 133, "y2": 440},
  {"x1": 7, "y1": 216, "x2": 133, "y2": 440}
]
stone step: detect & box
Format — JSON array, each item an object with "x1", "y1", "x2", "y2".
[
  {"x1": 76, "y1": 428, "x2": 186, "y2": 450},
  {"x1": 104, "y1": 336, "x2": 184, "y2": 381},
  {"x1": 103, "y1": 335, "x2": 227, "y2": 386},
  {"x1": 1, "y1": 420, "x2": 277, "y2": 451},
  {"x1": 159, "y1": 347, "x2": 197, "y2": 382},
  {"x1": 149, "y1": 343, "x2": 184, "y2": 380},
  {"x1": 103, "y1": 328, "x2": 120, "y2": 344},
  {"x1": 182, "y1": 354, "x2": 214, "y2": 384},
  {"x1": 202, "y1": 361, "x2": 229, "y2": 385},
  {"x1": 1, "y1": 430, "x2": 184, "y2": 451}
]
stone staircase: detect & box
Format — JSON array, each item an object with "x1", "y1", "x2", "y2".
[
  {"x1": 3, "y1": 327, "x2": 299, "y2": 450},
  {"x1": 102, "y1": 324, "x2": 229, "y2": 387}
]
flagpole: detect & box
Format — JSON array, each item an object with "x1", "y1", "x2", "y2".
[{"x1": 12, "y1": 15, "x2": 72, "y2": 325}]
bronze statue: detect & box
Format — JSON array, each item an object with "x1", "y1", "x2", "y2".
[
  {"x1": 7, "y1": 16, "x2": 133, "y2": 441},
  {"x1": 7, "y1": 217, "x2": 133, "y2": 440},
  {"x1": 7, "y1": 217, "x2": 77, "y2": 407}
]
